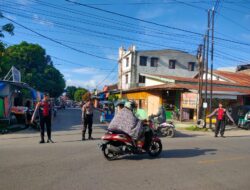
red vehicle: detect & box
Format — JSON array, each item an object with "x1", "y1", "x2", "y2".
[{"x1": 99, "y1": 127, "x2": 162, "y2": 160}]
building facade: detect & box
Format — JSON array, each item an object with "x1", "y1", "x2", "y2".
[
  {"x1": 119, "y1": 71, "x2": 250, "y2": 121},
  {"x1": 118, "y1": 46, "x2": 198, "y2": 90}
]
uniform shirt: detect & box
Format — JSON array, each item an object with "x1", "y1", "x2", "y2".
[
  {"x1": 39, "y1": 101, "x2": 51, "y2": 117},
  {"x1": 207, "y1": 108, "x2": 234, "y2": 122},
  {"x1": 82, "y1": 102, "x2": 94, "y2": 116}
]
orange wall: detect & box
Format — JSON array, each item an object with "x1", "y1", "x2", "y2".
[{"x1": 122, "y1": 91, "x2": 162, "y2": 104}]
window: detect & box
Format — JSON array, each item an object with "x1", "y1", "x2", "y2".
[
  {"x1": 188, "y1": 62, "x2": 195, "y2": 71},
  {"x1": 150, "y1": 57, "x2": 158, "y2": 67},
  {"x1": 139, "y1": 56, "x2": 147, "y2": 66},
  {"x1": 125, "y1": 74, "x2": 128, "y2": 84},
  {"x1": 169, "y1": 59, "x2": 176, "y2": 69},
  {"x1": 126, "y1": 57, "x2": 129, "y2": 67},
  {"x1": 139, "y1": 74, "x2": 145, "y2": 83}
]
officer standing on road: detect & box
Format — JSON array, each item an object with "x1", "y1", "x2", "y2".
[
  {"x1": 207, "y1": 102, "x2": 235, "y2": 138},
  {"x1": 32, "y1": 93, "x2": 54, "y2": 143},
  {"x1": 82, "y1": 98, "x2": 94, "y2": 140}
]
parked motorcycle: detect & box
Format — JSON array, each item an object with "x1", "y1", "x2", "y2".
[
  {"x1": 99, "y1": 127, "x2": 162, "y2": 161},
  {"x1": 149, "y1": 115, "x2": 175, "y2": 138}
]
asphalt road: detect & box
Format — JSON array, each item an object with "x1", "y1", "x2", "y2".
[{"x1": 1, "y1": 109, "x2": 250, "y2": 190}]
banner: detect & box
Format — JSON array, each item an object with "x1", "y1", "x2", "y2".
[{"x1": 181, "y1": 93, "x2": 198, "y2": 109}]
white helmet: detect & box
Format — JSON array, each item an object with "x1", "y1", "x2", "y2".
[{"x1": 124, "y1": 100, "x2": 136, "y2": 110}]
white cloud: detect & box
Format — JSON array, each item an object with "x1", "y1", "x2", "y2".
[
  {"x1": 66, "y1": 78, "x2": 97, "y2": 89},
  {"x1": 217, "y1": 66, "x2": 236, "y2": 72},
  {"x1": 63, "y1": 73, "x2": 72, "y2": 78},
  {"x1": 137, "y1": 7, "x2": 165, "y2": 20},
  {"x1": 106, "y1": 54, "x2": 118, "y2": 60},
  {"x1": 66, "y1": 74, "x2": 114, "y2": 89},
  {"x1": 32, "y1": 14, "x2": 54, "y2": 27},
  {"x1": 72, "y1": 67, "x2": 99, "y2": 74}
]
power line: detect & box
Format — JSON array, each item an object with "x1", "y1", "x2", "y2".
[
  {"x1": 2, "y1": 40, "x2": 116, "y2": 70},
  {"x1": 2, "y1": 15, "x2": 118, "y2": 61},
  {"x1": 65, "y1": 0, "x2": 250, "y2": 47},
  {"x1": 2, "y1": 10, "x2": 197, "y2": 53},
  {"x1": 6, "y1": 0, "x2": 248, "y2": 48},
  {"x1": 2, "y1": 4, "x2": 204, "y2": 48},
  {"x1": 96, "y1": 65, "x2": 118, "y2": 88}
]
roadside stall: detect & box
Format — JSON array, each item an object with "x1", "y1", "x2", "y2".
[{"x1": 0, "y1": 80, "x2": 42, "y2": 131}]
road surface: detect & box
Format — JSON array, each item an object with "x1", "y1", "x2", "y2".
[{"x1": 1, "y1": 108, "x2": 250, "y2": 190}]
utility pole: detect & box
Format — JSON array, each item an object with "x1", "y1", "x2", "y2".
[
  {"x1": 119, "y1": 59, "x2": 123, "y2": 98},
  {"x1": 209, "y1": 8, "x2": 215, "y2": 128},
  {"x1": 204, "y1": 9, "x2": 210, "y2": 127},
  {"x1": 202, "y1": 36, "x2": 206, "y2": 121},
  {"x1": 197, "y1": 44, "x2": 203, "y2": 120}
]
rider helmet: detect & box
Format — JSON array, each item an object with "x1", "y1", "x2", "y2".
[{"x1": 124, "y1": 100, "x2": 137, "y2": 110}]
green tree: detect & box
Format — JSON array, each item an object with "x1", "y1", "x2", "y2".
[
  {"x1": 0, "y1": 41, "x2": 65, "y2": 97},
  {"x1": 74, "y1": 88, "x2": 88, "y2": 102},
  {"x1": 66, "y1": 86, "x2": 77, "y2": 100},
  {"x1": 0, "y1": 12, "x2": 14, "y2": 75},
  {"x1": 108, "y1": 94, "x2": 119, "y2": 102}
]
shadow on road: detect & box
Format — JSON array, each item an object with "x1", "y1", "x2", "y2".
[
  {"x1": 121, "y1": 148, "x2": 217, "y2": 161},
  {"x1": 174, "y1": 130, "x2": 205, "y2": 138}
]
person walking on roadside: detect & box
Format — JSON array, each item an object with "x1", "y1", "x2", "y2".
[
  {"x1": 82, "y1": 98, "x2": 94, "y2": 140},
  {"x1": 31, "y1": 93, "x2": 54, "y2": 143},
  {"x1": 207, "y1": 102, "x2": 235, "y2": 138}
]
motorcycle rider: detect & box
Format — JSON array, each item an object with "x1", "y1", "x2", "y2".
[{"x1": 108, "y1": 100, "x2": 152, "y2": 150}]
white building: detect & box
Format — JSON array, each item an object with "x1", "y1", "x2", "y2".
[{"x1": 118, "y1": 46, "x2": 198, "y2": 90}]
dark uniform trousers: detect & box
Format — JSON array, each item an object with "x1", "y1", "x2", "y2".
[
  {"x1": 82, "y1": 114, "x2": 93, "y2": 138},
  {"x1": 40, "y1": 116, "x2": 52, "y2": 140},
  {"x1": 215, "y1": 119, "x2": 226, "y2": 136}
]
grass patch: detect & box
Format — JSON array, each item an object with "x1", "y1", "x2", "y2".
[{"x1": 185, "y1": 125, "x2": 209, "y2": 132}]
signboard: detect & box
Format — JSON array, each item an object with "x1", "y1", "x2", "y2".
[
  {"x1": 12, "y1": 66, "x2": 21, "y2": 82},
  {"x1": 181, "y1": 93, "x2": 198, "y2": 109}
]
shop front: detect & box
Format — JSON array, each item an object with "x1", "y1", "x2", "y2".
[{"x1": 180, "y1": 92, "x2": 198, "y2": 121}]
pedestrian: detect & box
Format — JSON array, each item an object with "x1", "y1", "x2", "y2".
[
  {"x1": 31, "y1": 93, "x2": 54, "y2": 143},
  {"x1": 82, "y1": 98, "x2": 94, "y2": 140},
  {"x1": 207, "y1": 102, "x2": 235, "y2": 138}
]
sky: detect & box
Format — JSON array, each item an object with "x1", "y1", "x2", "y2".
[{"x1": 0, "y1": 0, "x2": 250, "y2": 90}]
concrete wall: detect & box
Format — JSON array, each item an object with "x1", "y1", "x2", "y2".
[
  {"x1": 122, "y1": 90, "x2": 163, "y2": 116},
  {"x1": 135, "y1": 50, "x2": 198, "y2": 84},
  {"x1": 203, "y1": 73, "x2": 226, "y2": 81},
  {"x1": 119, "y1": 48, "x2": 198, "y2": 90},
  {"x1": 145, "y1": 78, "x2": 165, "y2": 86}
]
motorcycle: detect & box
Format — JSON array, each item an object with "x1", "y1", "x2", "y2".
[
  {"x1": 149, "y1": 115, "x2": 176, "y2": 138},
  {"x1": 99, "y1": 126, "x2": 162, "y2": 161}
]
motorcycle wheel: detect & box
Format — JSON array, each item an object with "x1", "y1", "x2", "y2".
[
  {"x1": 148, "y1": 140, "x2": 162, "y2": 157},
  {"x1": 102, "y1": 144, "x2": 118, "y2": 161},
  {"x1": 160, "y1": 128, "x2": 168, "y2": 137},
  {"x1": 167, "y1": 128, "x2": 175, "y2": 138}
]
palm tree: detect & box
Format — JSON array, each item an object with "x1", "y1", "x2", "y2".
[{"x1": 0, "y1": 12, "x2": 14, "y2": 38}]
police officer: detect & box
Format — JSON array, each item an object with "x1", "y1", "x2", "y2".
[
  {"x1": 207, "y1": 102, "x2": 235, "y2": 138},
  {"x1": 32, "y1": 93, "x2": 54, "y2": 143},
  {"x1": 82, "y1": 98, "x2": 94, "y2": 140}
]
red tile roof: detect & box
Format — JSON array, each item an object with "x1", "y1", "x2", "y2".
[
  {"x1": 213, "y1": 70, "x2": 250, "y2": 86},
  {"x1": 124, "y1": 83, "x2": 250, "y2": 94},
  {"x1": 144, "y1": 73, "x2": 250, "y2": 87}
]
